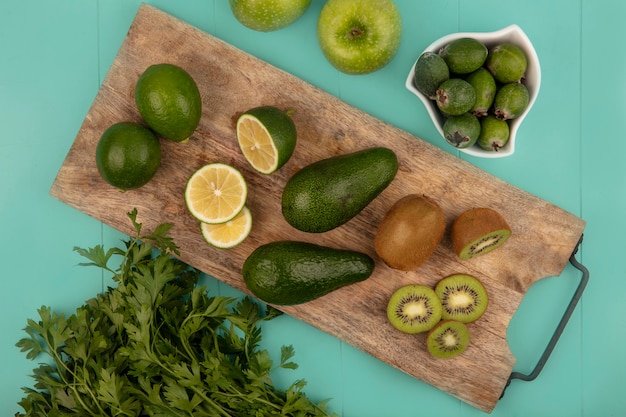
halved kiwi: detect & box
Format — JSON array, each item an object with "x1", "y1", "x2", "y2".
[
  {"x1": 387, "y1": 285, "x2": 442, "y2": 334},
  {"x1": 426, "y1": 320, "x2": 471, "y2": 359},
  {"x1": 435, "y1": 274, "x2": 488, "y2": 323},
  {"x1": 451, "y1": 207, "x2": 512, "y2": 260}
]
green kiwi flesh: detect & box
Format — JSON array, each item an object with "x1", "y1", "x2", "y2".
[
  {"x1": 435, "y1": 274, "x2": 488, "y2": 323},
  {"x1": 387, "y1": 285, "x2": 442, "y2": 334},
  {"x1": 427, "y1": 320, "x2": 471, "y2": 359},
  {"x1": 451, "y1": 207, "x2": 511, "y2": 260}
]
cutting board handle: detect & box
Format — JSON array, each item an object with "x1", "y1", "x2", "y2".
[{"x1": 500, "y1": 235, "x2": 589, "y2": 398}]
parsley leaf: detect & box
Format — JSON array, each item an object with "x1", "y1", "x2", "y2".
[{"x1": 16, "y1": 209, "x2": 338, "y2": 417}]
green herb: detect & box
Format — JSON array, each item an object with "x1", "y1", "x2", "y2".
[{"x1": 16, "y1": 209, "x2": 337, "y2": 417}]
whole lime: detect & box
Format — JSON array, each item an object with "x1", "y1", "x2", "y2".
[
  {"x1": 229, "y1": 0, "x2": 312, "y2": 32},
  {"x1": 96, "y1": 122, "x2": 161, "y2": 190},
  {"x1": 135, "y1": 63, "x2": 202, "y2": 143}
]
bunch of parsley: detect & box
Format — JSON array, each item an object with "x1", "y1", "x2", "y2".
[{"x1": 16, "y1": 209, "x2": 337, "y2": 417}]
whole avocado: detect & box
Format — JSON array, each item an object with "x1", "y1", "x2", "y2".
[
  {"x1": 281, "y1": 147, "x2": 398, "y2": 233},
  {"x1": 242, "y1": 240, "x2": 375, "y2": 305}
]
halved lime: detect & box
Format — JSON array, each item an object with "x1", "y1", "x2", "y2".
[
  {"x1": 185, "y1": 163, "x2": 247, "y2": 224},
  {"x1": 200, "y1": 206, "x2": 252, "y2": 249},
  {"x1": 236, "y1": 106, "x2": 297, "y2": 174}
]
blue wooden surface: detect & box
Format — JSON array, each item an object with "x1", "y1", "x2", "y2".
[{"x1": 1, "y1": 1, "x2": 623, "y2": 415}]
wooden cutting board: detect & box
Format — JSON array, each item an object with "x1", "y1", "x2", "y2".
[{"x1": 50, "y1": 4, "x2": 586, "y2": 413}]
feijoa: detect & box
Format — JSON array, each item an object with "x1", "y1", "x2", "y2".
[
  {"x1": 477, "y1": 115, "x2": 510, "y2": 152},
  {"x1": 485, "y1": 43, "x2": 528, "y2": 83},
  {"x1": 439, "y1": 38, "x2": 488, "y2": 74},
  {"x1": 466, "y1": 68, "x2": 497, "y2": 117},
  {"x1": 443, "y1": 113, "x2": 481, "y2": 149},
  {"x1": 413, "y1": 52, "x2": 450, "y2": 100},
  {"x1": 436, "y1": 78, "x2": 476, "y2": 116},
  {"x1": 494, "y1": 82, "x2": 530, "y2": 120}
]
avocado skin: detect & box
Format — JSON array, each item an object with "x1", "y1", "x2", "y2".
[
  {"x1": 281, "y1": 147, "x2": 398, "y2": 233},
  {"x1": 242, "y1": 241, "x2": 375, "y2": 305}
]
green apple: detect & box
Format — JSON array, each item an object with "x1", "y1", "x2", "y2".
[
  {"x1": 229, "y1": 0, "x2": 312, "y2": 32},
  {"x1": 317, "y1": 0, "x2": 402, "y2": 74}
]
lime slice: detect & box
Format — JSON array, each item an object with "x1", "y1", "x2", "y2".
[
  {"x1": 200, "y1": 206, "x2": 252, "y2": 249},
  {"x1": 236, "y1": 106, "x2": 297, "y2": 174},
  {"x1": 185, "y1": 163, "x2": 247, "y2": 224}
]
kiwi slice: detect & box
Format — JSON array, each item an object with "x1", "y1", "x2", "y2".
[
  {"x1": 387, "y1": 285, "x2": 442, "y2": 334},
  {"x1": 451, "y1": 207, "x2": 512, "y2": 259},
  {"x1": 435, "y1": 274, "x2": 488, "y2": 323},
  {"x1": 426, "y1": 320, "x2": 471, "y2": 359}
]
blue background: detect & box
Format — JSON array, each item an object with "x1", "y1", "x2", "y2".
[{"x1": 1, "y1": 1, "x2": 623, "y2": 415}]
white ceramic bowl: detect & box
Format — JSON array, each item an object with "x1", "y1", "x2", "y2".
[{"x1": 405, "y1": 24, "x2": 541, "y2": 158}]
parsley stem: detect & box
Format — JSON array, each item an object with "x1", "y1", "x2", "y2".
[
  {"x1": 188, "y1": 386, "x2": 232, "y2": 417},
  {"x1": 17, "y1": 210, "x2": 336, "y2": 417},
  {"x1": 40, "y1": 324, "x2": 105, "y2": 415}
]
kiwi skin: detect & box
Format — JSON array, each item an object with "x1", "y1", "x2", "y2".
[
  {"x1": 426, "y1": 320, "x2": 471, "y2": 359},
  {"x1": 435, "y1": 274, "x2": 489, "y2": 323},
  {"x1": 387, "y1": 284, "x2": 443, "y2": 334},
  {"x1": 375, "y1": 194, "x2": 446, "y2": 271},
  {"x1": 451, "y1": 207, "x2": 512, "y2": 260}
]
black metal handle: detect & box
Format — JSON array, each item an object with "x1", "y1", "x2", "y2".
[{"x1": 500, "y1": 234, "x2": 589, "y2": 399}]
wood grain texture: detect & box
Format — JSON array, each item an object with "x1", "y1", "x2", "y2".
[{"x1": 50, "y1": 4, "x2": 585, "y2": 413}]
